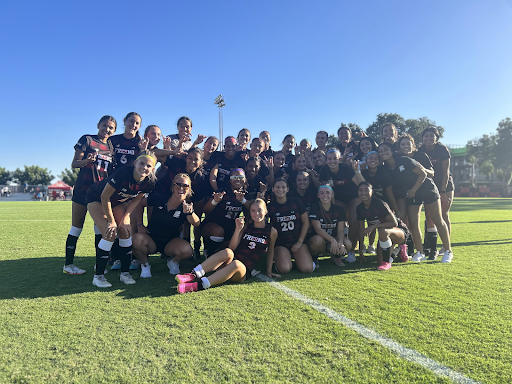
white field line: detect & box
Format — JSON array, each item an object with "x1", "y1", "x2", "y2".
[{"x1": 256, "y1": 274, "x2": 481, "y2": 384}]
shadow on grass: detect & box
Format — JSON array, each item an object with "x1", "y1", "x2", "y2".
[
  {"x1": 0, "y1": 253, "x2": 423, "y2": 300},
  {"x1": 451, "y1": 238, "x2": 512, "y2": 247},
  {"x1": 449, "y1": 198, "x2": 512, "y2": 212},
  {"x1": 452, "y1": 220, "x2": 512, "y2": 225}
]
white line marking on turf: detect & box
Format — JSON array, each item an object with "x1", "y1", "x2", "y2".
[{"x1": 257, "y1": 274, "x2": 480, "y2": 384}]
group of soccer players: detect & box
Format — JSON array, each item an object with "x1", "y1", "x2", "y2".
[{"x1": 64, "y1": 113, "x2": 454, "y2": 291}]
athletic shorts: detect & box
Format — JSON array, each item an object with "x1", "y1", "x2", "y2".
[
  {"x1": 434, "y1": 176, "x2": 454, "y2": 193},
  {"x1": 406, "y1": 179, "x2": 440, "y2": 206},
  {"x1": 149, "y1": 234, "x2": 175, "y2": 253},
  {"x1": 72, "y1": 191, "x2": 87, "y2": 207},
  {"x1": 398, "y1": 223, "x2": 410, "y2": 243},
  {"x1": 85, "y1": 188, "x2": 101, "y2": 206}
]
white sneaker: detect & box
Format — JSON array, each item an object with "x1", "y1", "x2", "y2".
[
  {"x1": 140, "y1": 263, "x2": 152, "y2": 278},
  {"x1": 167, "y1": 259, "x2": 181, "y2": 275},
  {"x1": 367, "y1": 245, "x2": 376, "y2": 254},
  {"x1": 63, "y1": 264, "x2": 86, "y2": 275},
  {"x1": 411, "y1": 251, "x2": 426, "y2": 262},
  {"x1": 346, "y1": 251, "x2": 356, "y2": 263},
  {"x1": 120, "y1": 272, "x2": 136, "y2": 285},
  {"x1": 441, "y1": 250, "x2": 453, "y2": 263},
  {"x1": 93, "y1": 264, "x2": 108, "y2": 274},
  {"x1": 92, "y1": 275, "x2": 112, "y2": 288}
]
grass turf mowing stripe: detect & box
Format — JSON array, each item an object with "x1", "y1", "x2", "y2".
[{"x1": 256, "y1": 274, "x2": 481, "y2": 384}]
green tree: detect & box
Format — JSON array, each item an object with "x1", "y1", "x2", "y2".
[
  {"x1": 60, "y1": 168, "x2": 79, "y2": 187},
  {"x1": 0, "y1": 167, "x2": 11, "y2": 185},
  {"x1": 467, "y1": 134, "x2": 497, "y2": 178},
  {"x1": 365, "y1": 113, "x2": 407, "y2": 142},
  {"x1": 326, "y1": 134, "x2": 338, "y2": 149},
  {"x1": 494, "y1": 118, "x2": 512, "y2": 192},
  {"x1": 12, "y1": 166, "x2": 54, "y2": 185},
  {"x1": 404, "y1": 117, "x2": 445, "y2": 146}
]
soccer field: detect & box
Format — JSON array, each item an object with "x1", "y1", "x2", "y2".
[{"x1": 0, "y1": 199, "x2": 510, "y2": 383}]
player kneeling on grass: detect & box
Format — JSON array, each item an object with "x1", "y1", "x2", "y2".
[
  {"x1": 356, "y1": 182, "x2": 409, "y2": 270},
  {"x1": 176, "y1": 199, "x2": 279, "y2": 293},
  {"x1": 132, "y1": 173, "x2": 200, "y2": 278},
  {"x1": 86, "y1": 151, "x2": 157, "y2": 288},
  {"x1": 308, "y1": 185, "x2": 352, "y2": 267}
]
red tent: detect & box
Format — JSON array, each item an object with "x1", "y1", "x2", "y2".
[{"x1": 47, "y1": 180, "x2": 72, "y2": 191}]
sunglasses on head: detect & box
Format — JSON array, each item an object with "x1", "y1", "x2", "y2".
[
  {"x1": 174, "y1": 182, "x2": 190, "y2": 189},
  {"x1": 230, "y1": 175, "x2": 245, "y2": 180}
]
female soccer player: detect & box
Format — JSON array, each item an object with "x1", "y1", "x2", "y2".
[
  {"x1": 176, "y1": 199, "x2": 278, "y2": 293},
  {"x1": 259, "y1": 131, "x2": 273, "y2": 158},
  {"x1": 378, "y1": 142, "x2": 454, "y2": 263},
  {"x1": 418, "y1": 128, "x2": 454, "y2": 256},
  {"x1": 245, "y1": 157, "x2": 266, "y2": 201},
  {"x1": 167, "y1": 116, "x2": 207, "y2": 152},
  {"x1": 132, "y1": 174, "x2": 200, "y2": 278},
  {"x1": 110, "y1": 112, "x2": 143, "y2": 167},
  {"x1": 356, "y1": 182, "x2": 409, "y2": 270},
  {"x1": 380, "y1": 123, "x2": 399, "y2": 151},
  {"x1": 336, "y1": 126, "x2": 358, "y2": 165},
  {"x1": 209, "y1": 137, "x2": 246, "y2": 191},
  {"x1": 86, "y1": 150, "x2": 157, "y2": 287},
  {"x1": 202, "y1": 168, "x2": 251, "y2": 257},
  {"x1": 308, "y1": 185, "x2": 352, "y2": 267},
  {"x1": 315, "y1": 131, "x2": 329, "y2": 153},
  {"x1": 312, "y1": 149, "x2": 326, "y2": 174},
  {"x1": 63, "y1": 115, "x2": 117, "y2": 275},
  {"x1": 236, "y1": 128, "x2": 251, "y2": 152},
  {"x1": 319, "y1": 148, "x2": 364, "y2": 262},
  {"x1": 281, "y1": 134, "x2": 296, "y2": 171},
  {"x1": 267, "y1": 179, "x2": 314, "y2": 274},
  {"x1": 288, "y1": 171, "x2": 319, "y2": 213},
  {"x1": 355, "y1": 137, "x2": 379, "y2": 168}
]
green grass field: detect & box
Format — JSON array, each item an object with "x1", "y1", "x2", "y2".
[{"x1": 0, "y1": 198, "x2": 511, "y2": 383}]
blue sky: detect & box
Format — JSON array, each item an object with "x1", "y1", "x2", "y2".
[{"x1": 1, "y1": 0, "x2": 511, "y2": 179}]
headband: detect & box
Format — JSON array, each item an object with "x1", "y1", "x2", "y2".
[
  {"x1": 365, "y1": 151, "x2": 379, "y2": 158},
  {"x1": 230, "y1": 168, "x2": 245, "y2": 176},
  {"x1": 318, "y1": 185, "x2": 334, "y2": 194},
  {"x1": 225, "y1": 137, "x2": 237, "y2": 145},
  {"x1": 302, "y1": 139, "x2": 311, "y2": 145},
  {"x1": 136, "y1": 154, "x2": 155, "y2": 165},
  {"x1": 326, "y1": 148, "x2": 341, "y2": 156}
]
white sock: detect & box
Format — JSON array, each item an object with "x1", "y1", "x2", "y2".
[
  {"x1": 201, "y1": 277, "x2": 211, "y2": 289},
  {"x1": 193, "y1": 264, "x2": 205, "y2": 278},
  {"x1": 69, "y1": 226, "x2": 83, "y2": 237}
]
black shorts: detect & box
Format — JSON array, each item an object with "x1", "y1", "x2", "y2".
[
  {"x1": 398, "y1": 223, "x2": 410, "y2": 243},
  {"x1": 85, "y1": 188, "x2": 101, "y2": 206},
  {"x1": 72, "y1": 191, "x2": 88, "y2": 206},
  {"x1": 406, "y1": 179, "x2": 440, "y2": 206},
  {"x1": 149, "y1": 234, "x2": 175, "y2": 253},
  {"x1": 435, "y1": 176, "x2": 454, "y2": 193}
]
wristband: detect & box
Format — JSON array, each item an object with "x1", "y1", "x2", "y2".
[
  {"x1": 242, "y1": 198, "x2": 247, "y2": 204},
  {"x1": 355, "y1": 170, "x2": 361, "y2": 174},
  {"x1": 211, "y1": 200, "x2": 219, "y2": 206}
]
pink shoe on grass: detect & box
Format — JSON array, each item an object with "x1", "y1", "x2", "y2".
[
  {"x1": 178, "y1": 282, "x2": 199, "y2": 293},
  {"x1": 398, "y1": 244, "x2": 408, "y2": 262},
  {"x1": 175, "y1": 273, "x2": 196, "y2": 284},
  {"x1": 378, "y1": 262, "x2": 392, "y2": 270}
]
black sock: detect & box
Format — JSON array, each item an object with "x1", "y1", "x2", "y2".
[
  {"x1": 120, "y1": 246, "x2": 132, "y2": 273},
  {"x1": 406, "y1": 236, "x2": 415, "y2": 256},
  {"x1": 194, "y1": 240, "x2": 201, "y2": 251},
  {"x1": 204, "y1": 238, "x2": 220, "y2": 257},
  {"x1": 94, "y1": 234, "x2": 102, "y2": 250},
  {"x1": 65, "y1": 234, "x2": 79, "y2": 265},
  {"x1": 95, "y1": 246, "x2": 110, "y2": 276},
  {"x1": 429, "y1": 231, "x2": 438, "y2": 254},
  {"x1": 382, "y1": 247, "x2": 391, "y2": 263},
  {"x1": 109, "y1": 238, "x2": 120, "y2": 264}
]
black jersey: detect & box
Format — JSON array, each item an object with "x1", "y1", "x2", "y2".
[
  {"x1": 267, "y1": 197, "x2": 306, "y2": 247},
  {"x1": 153, "y1": 157, "x2": 188, "y2": 194},
  {"x1": 211, "y1": 152, "x2": 246, "y2": 189},
  {"x1": 88, "y1": 166, "x2": 156, "y2": 207},
  {"x1": 336, "y1": 142, "x2": 358, "y2": 162},
  {"x1": 110, "y1": 133, "x2": 142, "y2": 168},
  {"x1": 383, "y1": 154, "x2": 421, "y2": 198},
  {"x1": 235, "y1": 223, "x2": 273, "y2": 273},
  {"x1": 246, "y1": 174, "x2": 265, "y2": 201},
  {"x1": 309, "y1": 202, "x2": 347, "y2": 238},
  {"x1": 283, "y1": 153, "x2": 295, "y2": 171},
  {"x1": 361, "y1": 166, "x2": 393, "y2": 203},
  {"x1": 319, "y1": 163, "x2": 358, "y2": 203},
  {"x1": 288, "y1": 186, "x2": 319, "y2": 213},
  {"x1": 412, "y1": 152, "x2": 433, "y2": 171},
  {"x1": 146, "y1": 194, "x2": 188, "y2": 240},
  {"x1": 73, "y1": 135, "x2": 115, "y2": 195},
  {"x1": 204, "y1": 186, "x2": 244, "y2": 230},
  {"x1": 356, "y1": 198, "x2": 408, "y2": 230},
  {"x1": 418, "y1": 142, "x2": 452, "y2": 188},
  {"x1": 261, "y1": 147, "x2": 274, "y2": 159}
]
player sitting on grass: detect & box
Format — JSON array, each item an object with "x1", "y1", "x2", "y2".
[
  {"x1": 176, "y1": 198, "x2": 278, "y2": 293},
  {"x1": 356, "y1": 181, "x2": 409, "y2": 270}
]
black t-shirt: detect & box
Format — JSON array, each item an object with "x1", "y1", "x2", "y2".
[
  {"x1": 235, "y1": 223, "x2": 273, "y2": 273},
  {"x1": 211, "y1": 152, "x2": 247, "y2": 189},
  {"x1": 204, "y1": 186, "x2": 244, "y2": 230},
  {"x1": 267, "y1": 197, "x2": 306, "y2": 247},
  {"x1": 110, "y1": 133, "x2": 142, "y2": 168},
  {"x1": 309, "y1": 202, "x2": 347, "y2": 238},
  {"x1": 153, "y1": 157, "x2": 188, "y2": 194},
  {"x1": 89, "y1": 166, "x2": 156, "y2": 207},
  {"x1": 288, "y1": 186, "x2": 319, "y2": 213},
  {"x1": 74, "y1": 135, "x2": 115, "y2": 195},
  {"x1": 361, "y1": 166, "x2": 393, "y2": 203},
  {"x1": 356, "y1": 197, "x2": 393, "y2": 225},
  {"x1": 246, "y1": 174, "x2": 265, "y2": 201},
  {"x1": 282, "y1": 153, "x2": 295, "y2": 171},
  {"x1": 412, "y1": 152, "x2": 433, "y2": 171},
  {"x1": 383, "y1": 154, "x2": 421, "y2": 198},
  {"x1": 418, "y1": 143, "x2": 451, "y2": 187},
  {"x1": 336, "y1": 142, "x2": 358, "y2": 162},
  {"x1": 319, "y1": 164, "x2": 358, "y2": 202},
  {"x1": 147, "y1": 194, "x2": 188, "y2": 240}
]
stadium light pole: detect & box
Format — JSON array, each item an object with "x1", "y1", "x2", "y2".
[{"x1": 214, "y1": 94, "x2": 225, "y2": 150}]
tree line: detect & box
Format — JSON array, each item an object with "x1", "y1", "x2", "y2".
[{"x1": 0, "y1": 165, "x2": 78, "y2": 187}]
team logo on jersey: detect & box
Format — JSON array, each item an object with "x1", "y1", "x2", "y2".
[
  {"x1": 173, "y1": 211, "x2": 181, "y2": 218},
  {"x1": 226, "y1": 201, "x2": 231, "y2": 205},
  {"x1": 158, "y1": 206, "x2": 164, "y2": 210},
  {"x1": 399, "y1": 165, "x2": 405, "y2": 172},
  {"x1": 122, "y1": 188, "x2": 127, "y2": 192},
  {"x1": 275, "y1": 212, "x2": 280, "y2": 216}
]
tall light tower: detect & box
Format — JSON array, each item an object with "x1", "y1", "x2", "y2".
[{"x1": 214, "y1": 94, "x2": 225, "y2": 150}]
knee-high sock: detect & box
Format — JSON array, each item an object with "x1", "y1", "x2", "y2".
[
  {"x1": 96, "y1": 239, "x2": 114, "y2": 276},
  {"x1": 379, "y1": 238, "x2": 393, "y2": 263},
  {"x1": 65, "y1": 226, "x2": 83, "y2": 265},
  {"x1": 119, "y1": 238, "x2": 133, "y2": 273}
]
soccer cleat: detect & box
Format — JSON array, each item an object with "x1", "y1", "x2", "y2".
[
  {"x1": 167, "y1": 259, "x2": 181, "y2": 275},
  {"x1": 120, "y1": 272, "x2": 136, "y2": 285},
  {"x1": 140, "y1": 264, "x2": 152, "y2": 278},
  {"x1": 411, "y1": 251, "x2": 426, "y2": 262},
  {"x1": 175, "y1": 273, "x2": 196, "y2": 284},
  {"x1": 398, "y1": 244, "x2": 409, "y2": 262},
  {"x1": 110, "y1": 260, "x2": 121, "y2": 270},
  {"x1": 129, "y1": 259, "x2": 141, "y2": 270},
  {"x1": 441, "y1": 250, "x2": 453, "y2": 263},
  {"x1": 377, "y1": 262, "x2": 392, "y2": 270},
  {"x1": 178, "y1": 282, "x2": 199, "y2": 293},
  {"x1": 63, "y1": 264, "x2": 86, "y2": 275},
  {"x1": 367, "y1": 245, "x2": 376, "y2": 254},
  {"x1": 92, "y1": 275, "x2": 112, "y2": 288},
  {"x1": 346, "y1": 251, "x2": 356, "y2": 263}
]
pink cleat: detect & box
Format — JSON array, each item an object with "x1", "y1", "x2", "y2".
[
  {"x1": 175, "y1": 273, "x2": 196, "y2": 284},
  {"x1": 378, "y1": 262, "x2": 392, "y2": 270},
  {"x1": 178, "y1": 282, "x2": 199, "y2": 293},
  {"x1": 398, "y1": 244, "x2": 409, "y2": 262}
]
